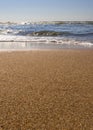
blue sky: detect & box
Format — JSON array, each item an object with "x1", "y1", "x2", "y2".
[{"x1": 0, "y1": 0, "x2": 93, "y2": 22}]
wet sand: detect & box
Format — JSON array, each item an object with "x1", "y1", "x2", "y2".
[{"x1": 0, "y1": 50, "x2": 93, "y2": 130}]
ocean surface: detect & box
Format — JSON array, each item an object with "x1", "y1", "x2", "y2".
[{"x1": 0, "y1": 21, "x2": 93, "y2": 50}]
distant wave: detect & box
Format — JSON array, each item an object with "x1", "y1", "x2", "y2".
[
  {"x1": 17, "y1": 21, "x2": 93, "y2": 25},
  {"x1": 0, "y1": 21, "x2": 93, "y2": 25},
  {"x1": 47, "y1": 21, "x2": 93, "y2": 25}
]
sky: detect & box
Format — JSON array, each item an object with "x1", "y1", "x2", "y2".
[{"x1": 0, "y1": 0, "x2": 93, "y2": 22}]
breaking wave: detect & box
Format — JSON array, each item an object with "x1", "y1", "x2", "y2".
[
  {"x1": 0, "y1": 35, "x2": 92, "y2": 48},
  {"x1": 0, "y1": 21, "x2": 93, "y2": 50},
  {"x1": 27, "y1": 31, "x2": 93, "y2": 37},
  {"x1": 1, "y1": 29, "x2": 93, "y2": 37}
]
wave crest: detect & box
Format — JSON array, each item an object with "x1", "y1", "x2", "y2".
[{"x1": 27, "y1": 31, "x2": 62, "y2": 36}]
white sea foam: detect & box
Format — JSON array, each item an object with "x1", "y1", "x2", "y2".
[
  {"x1": 0, "y1": 35, "x2": 93, "y2": 49},
  {"x1": 0, "y1": 21, "x2": 93, "y2": 51}
]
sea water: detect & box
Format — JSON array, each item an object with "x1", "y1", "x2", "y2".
[{"x1": 0, "y1": 21, "x2": 93, "y2": 50}]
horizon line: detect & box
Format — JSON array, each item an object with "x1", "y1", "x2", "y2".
[{"x1": 0, "y1": 20, "x2": 93, "y2": 23}]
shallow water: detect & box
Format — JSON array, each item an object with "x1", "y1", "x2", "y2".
[{"x1": 0, "y1": 21, "x2": 93, "y2": 50}]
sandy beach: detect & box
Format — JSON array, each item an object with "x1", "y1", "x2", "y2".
[{"x1": 0, "y1": 49, "x2": 93, "y2": 130}]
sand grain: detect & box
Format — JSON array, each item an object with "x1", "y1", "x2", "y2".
[{"x1": 0, "y1": 50, "x2": 93, "y2": 130}]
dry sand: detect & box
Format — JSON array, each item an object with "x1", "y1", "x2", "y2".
[{"x1": 0, "y1": 50, "x2": 93, "y2": 130}]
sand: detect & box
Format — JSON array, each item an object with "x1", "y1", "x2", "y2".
[{"x1": 0, "y1": 50, "x2": 93, "y2": 130}]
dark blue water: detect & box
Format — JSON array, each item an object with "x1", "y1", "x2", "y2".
[{"x1": 0, "y1": 21, "x2": 93, "y2": 50}]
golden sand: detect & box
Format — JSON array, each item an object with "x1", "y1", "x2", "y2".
[{"x1": 0, "y1": 50, "x2": 93, "y2": 130}]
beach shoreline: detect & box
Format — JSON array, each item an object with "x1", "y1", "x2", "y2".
[{"x1": 0, "y1": 49, "x2": 93, "y2": 129}]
